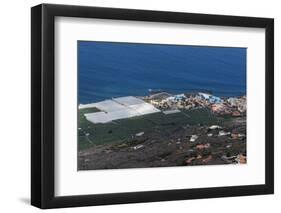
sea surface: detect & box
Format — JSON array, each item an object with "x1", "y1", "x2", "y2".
[{"x1": 78, "y1": 41, "x2": 246, "y2": 104}]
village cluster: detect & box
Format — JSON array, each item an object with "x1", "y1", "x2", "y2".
[
  {"x1": 145, "y1": 92, "x2": 246, "y2": 117},
  {"x1": 79, "y1": 91, "x2": 247, "y2": 169}
]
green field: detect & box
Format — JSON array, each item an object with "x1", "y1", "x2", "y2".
[{"x1": 78, "y1": 107, "x2": 225, "y2": 150}]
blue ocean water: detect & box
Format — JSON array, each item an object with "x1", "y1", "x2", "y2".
[{"x1": 78, "y1": 41, "x2": 246, "y2": 104}]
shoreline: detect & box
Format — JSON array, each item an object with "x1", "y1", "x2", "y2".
[
  {"x1": 78, "y1": 91, "x2": 247, "y2": 170},
  {"x1": 79, "y1": 91, "x2": 247, "y2": 121},
  {"x1": 79, "y1": 90, "x2": 246, "y2": 106}
]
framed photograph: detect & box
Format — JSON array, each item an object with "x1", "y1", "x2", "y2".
[{"x1": 31, "y1": 4, "x2": 274, "y2": 209}]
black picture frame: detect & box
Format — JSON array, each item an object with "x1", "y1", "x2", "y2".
[{"x1": 31, "y1": 3, "x2": 274, "y2": 209}]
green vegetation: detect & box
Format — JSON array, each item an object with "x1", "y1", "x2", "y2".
[
  {"x1": 78, "y1": 107, "x2": 224, "y2": 150},
  {"x1": 79, "y1": 107, "x2": 100, "y2": 114}
]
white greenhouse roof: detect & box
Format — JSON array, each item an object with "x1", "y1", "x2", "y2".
[
  {"x1": 92, "y1": 100, "x2": 127, "y2": 112},
  {"x1": 128, "y1": 103, "x2": 160, "y2": 114},
  {"x1": 84, "y1": 112, "x2": 112, "y2": 124},
  {"x1": 113, "y1": 96, "x2": 145, "y2": 106},
  {"x1": 82, "y1": 96, "x2": 160, "y2": 124}
]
